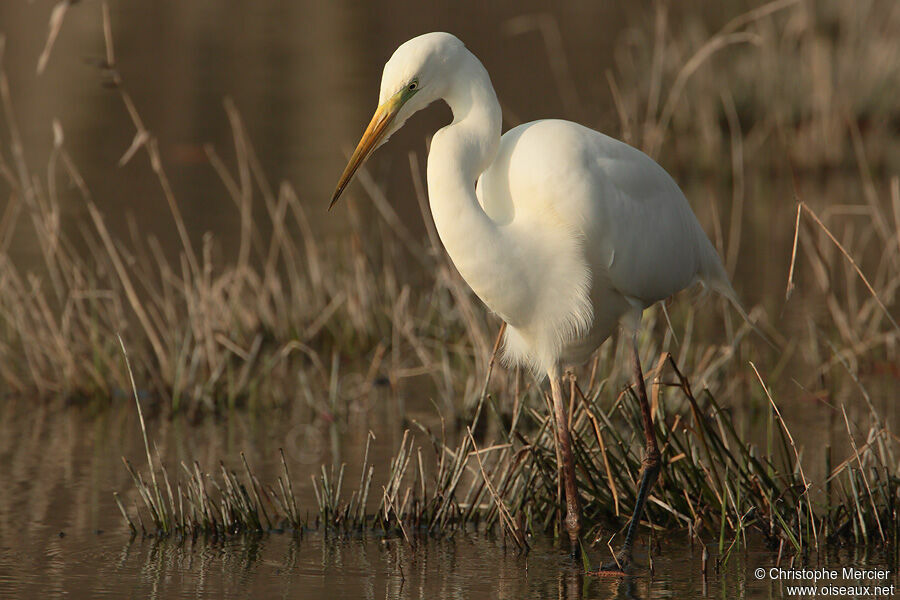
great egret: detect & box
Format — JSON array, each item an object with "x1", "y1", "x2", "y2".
[{"x1": 330, "y1": 32, "x2": 743, "y2": 569}]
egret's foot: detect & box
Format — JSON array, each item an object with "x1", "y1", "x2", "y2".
[
  {"x1": 569, "y1": 538, "x2": 581, "y2": 560},
  {"x1": 592, "y1": 550, "x2": 632, "y2": 577},
  {"x1": 565, "y1": 515, "x2": 583, "y2": 561}
]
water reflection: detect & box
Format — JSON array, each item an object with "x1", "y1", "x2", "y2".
[
  {"x1": 26, "y1": 531, "x2": 883, "y2": 600},
  {"x1": 104, "y1": 533, "x2": 652, "y2": 600}
]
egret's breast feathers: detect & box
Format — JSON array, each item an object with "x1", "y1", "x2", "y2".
[{"x1": 477, "y1": 121, "x2": 599, "y2": 375}]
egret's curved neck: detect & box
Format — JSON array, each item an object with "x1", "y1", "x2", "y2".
[{"x1": 427, "y1": 52, "x2": 505, "y2": 295}]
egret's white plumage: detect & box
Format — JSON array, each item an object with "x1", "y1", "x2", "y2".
[
  {"x1": 331, "y1": 32, "x2": 743, "y2": 564},
  {"x1": 354, "y1": 32, "x2": 738, "y2": 378}
]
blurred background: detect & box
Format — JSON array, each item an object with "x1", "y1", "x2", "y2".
[{"x1": 5, "y1": 0, "x2": 897, "y2": 305}]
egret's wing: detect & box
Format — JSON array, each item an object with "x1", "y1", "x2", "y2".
[
  {"x1": 584, "y1": 141, "x2": 719, "y2": 306},
  {"x1": 483, "y1": 119, "x2": 729, "y2": 308}
]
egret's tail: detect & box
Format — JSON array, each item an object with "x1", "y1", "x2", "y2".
[
  {"x1": 707, "y1": 277, "x2": 779, "y2": 351},
  {"x1": 691, "y1": 217, "x2": 777, "y2": 350}
]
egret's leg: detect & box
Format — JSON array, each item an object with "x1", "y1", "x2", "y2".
[
  {"x1": 549, "y1": 374, "x2": 582, "y2": 557},
  {"x1": 606, "y1": 333, "x2": 661, "y2": 570}
]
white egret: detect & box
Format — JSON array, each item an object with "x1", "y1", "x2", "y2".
[{"x1": 331, "y1": 32, "x2": 744, "y2": 570}]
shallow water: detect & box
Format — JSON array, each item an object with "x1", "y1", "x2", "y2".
[
  {"x1": 4, "y1": 529, "x2": 896, "y2": 599},
  {"x1": 0, "y1": 399, "x2": 896, "y2": 599}
]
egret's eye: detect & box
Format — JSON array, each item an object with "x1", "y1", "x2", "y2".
[{"x1": 408, "y1": 81, "x2": 418, "y2": 91}]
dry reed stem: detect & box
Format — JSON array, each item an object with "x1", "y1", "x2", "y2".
[
  {"x1": 36, "y1": 1, "x2": 69, "y2": 75},
  {"x1": 749, "y1": 360, "x2": 817, "y2": 548},
  {"x1": 787, "y1": 202, "x2": 900, "y2": 334}
]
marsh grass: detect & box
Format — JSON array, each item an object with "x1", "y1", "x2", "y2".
[
  {"x1": 0, "y1": 5, "x2": 500, "y2": 409},
  {"x1": 118, "y1": 334, "x2": 900, "y2": 563}
]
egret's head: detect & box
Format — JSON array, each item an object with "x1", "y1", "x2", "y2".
[{"x1": 330, "y1": 32, "x2": 465, "y2": 209}]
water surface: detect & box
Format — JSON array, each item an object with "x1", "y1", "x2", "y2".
[{"x1": 0, "y1": 398, "x2": 897, "y2": 599}]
